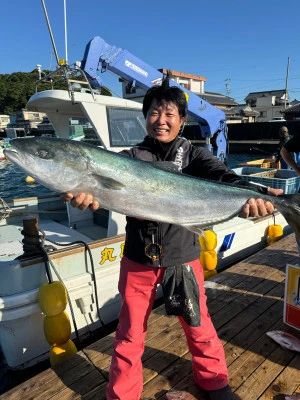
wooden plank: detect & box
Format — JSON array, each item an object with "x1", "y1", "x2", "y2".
[
  {"x1": 259, "y1": 353, "x2": 300, "y2": 399},
  {"x1": 224, "y1": 300, "x2": 284, "y2": 366},
  {"x1": 0, "y1": 352, "x2": 95, "y2": 400},
  {"x1": 215, "y1": 279, "x2": 285, "y2": 343},
  {"x1": 206, "y1": 250, "x2": 289, "y2": 316},
  {"x1": 48, "y1": 369, "x2": 104, "y2": 400},
  {"x1": 143, "y1": 327, "x2": 188, "y2": 384},
  {"x1": 142, "y1": 353, "x2": 194, "y2": 398},
  {"x1": 234, "y1": 346, "x2": 298, "y2": 400},
  {"x1": 228, "y1": 319, "x2": 294, "y2": 394},
  {"x1": 82, "y1": 382, "x2": 107, "y2": 400}
]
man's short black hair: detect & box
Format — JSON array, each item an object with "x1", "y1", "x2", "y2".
[{"x1": 142, "y1": 78, "x2": 188, "y2": 119}]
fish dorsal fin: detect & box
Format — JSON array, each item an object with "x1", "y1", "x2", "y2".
[{"x1": 93, "y1": 175, "x2": 125, "y2": 190}]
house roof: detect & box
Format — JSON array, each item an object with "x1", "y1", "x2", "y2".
[
  {"x1": 282, "y1": 102, "x2": 300, "y2": 114},
  {"x1": 245, "y1": 89, "x2": 287, "y2": 101},
  {"x1": 226, "y1": 104, "x2": 260, "y2": 117},
  {"x1": 197, "y1": 92, "x2": 238, "y2": 106},
  {"x1": 290, "y1": 99, "x2": 300, "y2": 106},
  {"x1": 158, "y1": 68, "x2": 206, "y2": 82}
]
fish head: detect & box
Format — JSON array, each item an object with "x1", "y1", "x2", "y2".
[{"x1": 4, "y1": 137, "x2": 91, "y2": 192}]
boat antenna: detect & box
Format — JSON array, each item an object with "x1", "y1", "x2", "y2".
[
  {"x1": 63, "y1": 0, "x2": 68, "y2": 64},
  {"x1": 40, "y1": 0, "x2": 60, "y2": 65}
]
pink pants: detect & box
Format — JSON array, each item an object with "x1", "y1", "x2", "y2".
[{"x1": 106, "y1": 257, "x2": 228, "y2": 400}]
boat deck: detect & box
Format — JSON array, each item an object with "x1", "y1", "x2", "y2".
[{"x1": 1, "y1": 233, "x2": 300, "y2": 400}]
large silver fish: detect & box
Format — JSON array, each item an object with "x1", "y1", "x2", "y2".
[
  {"x1": 266, "y1": 330, "x2": 300, "y2": 352},
  {"x1": 4, "y1": 137, "x2": 300, "y2": 235}
]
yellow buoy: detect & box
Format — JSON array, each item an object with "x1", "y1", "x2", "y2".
[
  {"x1": 204, "y1": 269, "x2": 218, "y2": 280},
  {"x1": 49, "y1": 339, "x2": 77, "y2": 366},
  {"x1": 38, "y1": 281, "x2": 68, "y2": 316},
  {"x1": 44, "y1": 311, "x2": 71, "y2": 345},
  {"x1": 267, "y1": 224, "x2": 283, "y2": 245},
  {"x1": 25, "y1": 176, "x2": 35, "y2": 183},
  {"x1": 200, "y1": 249, "x2": 218, "y2": 270},
  {"x1": 199, "y1": 230, "x2": 217, "y2": 251}
]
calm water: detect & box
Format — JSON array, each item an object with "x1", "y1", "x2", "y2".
[
  {"x1": 0, "y1": 152, "x2": 266, "y2": 201},
  {"x1": 0, "y1": 160, "x2": 55, "y2": 200}
]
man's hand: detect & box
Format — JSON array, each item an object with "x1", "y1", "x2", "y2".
[
  {"x1": 61, "y1": 192, "x2": 100, "y2": 212},
  {"x1": 239, "y1": 188, "x2": 283, "y2": 218}
]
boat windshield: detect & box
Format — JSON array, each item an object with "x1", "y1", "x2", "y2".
[
  {"x1": 107, "y1": 107, "x2": 147, "y2": 147},
  {"x1": 68, "y1": 118, "x2": 104, "y2": 146}
]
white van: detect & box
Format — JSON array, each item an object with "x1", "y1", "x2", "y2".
[{"x1": 269, "y1": 117, "x2": 286, "y2": 122}]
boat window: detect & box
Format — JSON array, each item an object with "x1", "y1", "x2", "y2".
[
  {"x1": 68, "y1": 118, "x2": 104, "y2": 147},
  {"x1": 107, "y1": 108, "x2": 147, "y2": 147}
]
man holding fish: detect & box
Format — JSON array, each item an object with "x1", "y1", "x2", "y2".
[
  {"x1": 61, "y1": 79, "x2": 285, "y2": 400},
  {"x1": 281, "y1": 135, "x2": 300, "y2": 254}
]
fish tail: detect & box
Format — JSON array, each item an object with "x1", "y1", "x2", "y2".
[{"x1": 275, "y1": 193, "x2": 300, "y2": 237}]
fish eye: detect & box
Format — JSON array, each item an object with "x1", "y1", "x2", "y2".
[{"x1": 36, "y1": 149, "x2": 51, "y2": 159}]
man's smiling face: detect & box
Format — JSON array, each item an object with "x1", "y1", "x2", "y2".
[{"x1": 146, "y1": 99, "x2": 184, "y2": 143}]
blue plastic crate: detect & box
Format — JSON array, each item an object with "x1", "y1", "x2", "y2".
[{"x1": 232, "y1": 167, "x2": 300, "y2": 194}]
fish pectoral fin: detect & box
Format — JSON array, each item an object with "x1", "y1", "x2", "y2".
[{"x1": 93, "y1": 175, "x2": 125, "y2": 190}]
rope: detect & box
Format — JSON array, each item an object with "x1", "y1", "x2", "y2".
[
  {"x1": 21, "y1": 228, "x2": 106, "y2": 338},
  {"x1": 39, "y1": 232, "x2": 105, "y2": 327},
  {"x1": 0, "y1": 198, "x2": 12, "y2": 221},
  {"x1": 0, "y1": 196, "x2": 67, "y2": 221}
]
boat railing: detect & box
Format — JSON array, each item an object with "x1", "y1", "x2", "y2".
[{"x1": 34, "y1": 63, "x2": 100, "y2": 102}]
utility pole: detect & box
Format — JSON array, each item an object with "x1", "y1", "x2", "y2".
[
  {"x1": 284, "y1": 57, "x2": 290, "y2": 109},
  {"x1": 225, "y1": 78, "x2": 231, "y2": 97}
]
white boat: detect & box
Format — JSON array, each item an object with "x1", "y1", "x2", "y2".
[{"x1": 0, "y1": 57, "x2": 295, "y2": 371}]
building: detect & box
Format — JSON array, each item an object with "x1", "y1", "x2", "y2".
[
  {"x1": 282, "y1": 101, "x2": 300, "y2": 120},
  {"x1": 244, "y1": 89, "x2": 289, "y2": 122},
  {"x1": 14, "y1": 109, "x2": 47, "y2": 134},
  {"x1": 120, "y1": 68, "x2": 240, "y2": 122},
  {"x1": 0, "y1": 115, "x2": 10, "y2": 134},
  {"x1": 120, "y1": 68, "x2": 207, "y2": 103},
  {"x1": 225, "y1": 104, "x2": 260, "y2": 124}
]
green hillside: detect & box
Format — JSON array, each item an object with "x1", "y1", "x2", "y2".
[
  {"x1": 0, "y1": 70, "x2": 51, "y2": 115},
  {"x1": 0, "y1": 69, "x2": 112, "y2": 115}
]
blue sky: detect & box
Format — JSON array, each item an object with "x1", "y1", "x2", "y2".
[{"x1": 1, "y1": 0, "x2": 300, "y2": 104}]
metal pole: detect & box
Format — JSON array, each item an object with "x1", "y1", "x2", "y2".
[
  {"x1": 284, "y1": 57, "x2": 290, "y2": 109},
  {"x1": 40, "y1": 0, "x2": 60, "y2": 65},
  {"x1": 64, "y1": 0, "x2": 68, "y2": 64}
]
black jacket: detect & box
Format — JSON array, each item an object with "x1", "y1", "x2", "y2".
[{"x1": 120, "y1": 136, "x2": 256, "y2": 267}]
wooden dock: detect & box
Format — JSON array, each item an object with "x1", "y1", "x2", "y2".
[{"x1": 1, "y1": 233, "x2": 300, "y2": 400}]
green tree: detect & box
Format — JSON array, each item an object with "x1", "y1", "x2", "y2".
[{"x1": 0, "y1": 69, "x2": 112, "y2": 115}]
